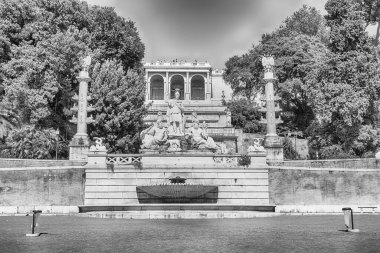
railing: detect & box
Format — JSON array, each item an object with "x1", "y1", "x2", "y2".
[
  {"x1": 98, "y1": 153, "x2": 265, "y2": 166},
  {"x1": 106, "y1": 156, "x2": 142, "y2": 165}
]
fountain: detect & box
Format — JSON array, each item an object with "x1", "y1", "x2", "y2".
[{"x1": 136, "y1": 176, "x2": 218, "y2": 204}]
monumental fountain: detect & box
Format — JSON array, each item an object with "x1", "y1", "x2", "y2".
[{"x1": 78, "y1": 58, "x2": 282, "y2": 215}]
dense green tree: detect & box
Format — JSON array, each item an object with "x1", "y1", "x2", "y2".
[
  {"x1": 261, "y1": 34, "x2": 328, "y2": 133},
  {"x1": 224, "y1": 6, "x2": 328, "y2": 135},
  {"x1": 226, "y1": 99, "x2": 262, "y2": 133},
  {"x1": 0, "y1": 0, "x2": 145, "y2": 155},
  {"x1": 89, "y1": 60, "x2": 146, "y2": 153},
  {"x1": 3, "y1": 125, "x2": 67, "y2": 159},
  {"x1": 0, "y1": 102, "x2": 20, "y2": 140},
  {"x1": 306, "y1": 0, "x2": 380, "y2": 156},
  {"x1": 223, "y1": 47, "x2": 263, "y2": 101},
  {"x1": 355, "y1": 0, "x2": 380, "y2": 45}
]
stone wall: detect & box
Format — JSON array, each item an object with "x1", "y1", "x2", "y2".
[
  {"x1": 272, "y1": 158, "x2": 380, "y2": 169},
  {"x1": 268, "y1": 168, "x2": 380, "y2": 205},
  {"x1": 0, "y1": 158, "x2": 87, "y2": 168},
  {"x1": 0, "y1": 168, "x2": 85, "y2": 206}
]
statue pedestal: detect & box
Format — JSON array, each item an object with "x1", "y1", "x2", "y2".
[
  {"x1": 264, "y1": 135, "x2": 283, "y2": 164},
  {"x1": 69, "y1": 135, "x2": 89, "y2": 161}
]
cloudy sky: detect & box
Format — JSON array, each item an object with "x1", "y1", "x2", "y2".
[{"x1": 85, "y1": 0, "x2": 327, "y2": 69}]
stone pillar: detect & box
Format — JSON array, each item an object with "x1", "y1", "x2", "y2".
[
  {"x1": 261, "y1": 56, "x2": 283, "y2": 163},
  {"x1": 69, "y1": 57, "x2": 94, "y2": 161},
  {"x1": 185, "y1": 72, "x2": 190, "y2": 100},
  {"x1": 145, "y1": 71, "x2": 150, "y2": 101},
  {"x1": 206, "y1": 71, "x2": 211, "y2": 100},
  {"x1": 165, "y1": 72, "x2": 169, "y2": 100}
]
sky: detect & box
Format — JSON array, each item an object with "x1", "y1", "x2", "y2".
[{"x1": 85, "y1": 0, "x2": 328, "y2": 69}]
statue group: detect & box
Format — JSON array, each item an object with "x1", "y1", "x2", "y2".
[{"x1": 141, "y1": 89, "x2": 218, "y2": 152}]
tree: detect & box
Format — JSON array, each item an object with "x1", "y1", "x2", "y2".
[
  {"x1": 0, "y1": 102, "x2": 20, "y2": 140},
  {"x1": 256, "y1": 6, "x2": 329, "y2": 134},
  {"x1": 306, "y1": 0, "x2": 380, "y2": 156},
  {"x1": 89, "y1": 60, "x2": 146, "y2": 153},
  {"x1": 0, "y1": 0, "x2": 145, "y2": 147},
  {"x1": 4, "y1": 125, "x2": 67, "y2": 159},
  {"x1": 260, "y1": 34, "x2": 328, "y2": 133},
  {"x1": 355, "y1": 0, "x2": 380, "y2": 45},
  {"x1": 223, "y1": 47, "x2": 263, "y2": 101},
  {"x1": 226, "y1": 99, "x2": 262, "y2": 133}
]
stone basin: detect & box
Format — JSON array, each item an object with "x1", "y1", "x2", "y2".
[{"x1": 136, "y1": 184, "x2": 218, "y2": 204}]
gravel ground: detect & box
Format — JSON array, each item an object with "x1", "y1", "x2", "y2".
[{"x1": 0, "y1": 215, "x2": 380, "y2": 253}]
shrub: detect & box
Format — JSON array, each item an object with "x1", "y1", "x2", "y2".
[
  {"x1": 238, "y1": 154, "x2": 251, "y2": 167},
  {"x1": 283, "y1": 137, "x2": 300, "y2": 160},
  {"x1": 5, "y1": 125, "x2": 68, "y2": 159}
]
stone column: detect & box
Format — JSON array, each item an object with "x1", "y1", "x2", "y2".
[
  {"x1": 69, "y1": 71, "x2": 91, "y2": 160},
  {"x1": 69, "y1": 56, "x2": 94, "y2": 161},
  {"x1": 165, "y1": 72, "x2": 169, "y2": 100},
  {"x1": 261, "y1": 56, "x2": 283, "y2": 163},
  {"x1": 185, "y1": 72, "x2": 190, "y2": 100},
  {"x1": 145, "y1": 71, "x2": 150, "y2": 101},
  {"x1": 206, "y1": 71, "x2": 211, "y2": 100}
]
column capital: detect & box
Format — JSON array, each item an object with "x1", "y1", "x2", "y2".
[{"x1": 77, "y1": 71, "x2": 91, "y2": 82}]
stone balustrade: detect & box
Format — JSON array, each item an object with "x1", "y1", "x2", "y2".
[{"x1": 87, "y1": 153, "x2": 267, "y2": 168}]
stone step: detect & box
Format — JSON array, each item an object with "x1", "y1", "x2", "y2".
[
  {"x1": 84, "y1": 185, "x2": 269, "y2": 192},
  {"x1": 85, "y1": 172, "x2": 269, "y2": 179},
  {"x1": 85, "y1": 168, "x2": 269, "y2": 173},
  {"x1": 85, "y1": 178, "x2": 269, "y2": 186},
  {"x1": 76, "y1": 211, "x2": 281, "y2": 219},
  {"x1": 84, "y1": 191, "x2": 269, "y2": 199},
  {"x1": 78, "y1": 204, "x2": 275, "y2": 212},
  {"x1": 84, "y1": 198, "x2": 270, "y2": 205}
]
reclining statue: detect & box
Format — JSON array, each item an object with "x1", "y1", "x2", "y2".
[
  {"x1": 141, "y1": 119, "x2": 168, "y2": 150},
  {"x1": 186, "y1": 120, "x2": 218, "y2": 152}
]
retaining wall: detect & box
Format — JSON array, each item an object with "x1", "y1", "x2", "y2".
[
  {"x1": 271, "y1": 158, "x2": 380, "y2": 169},
  {"x1": 268, "y1": 167, "x2": 380, "y2": 205},
  {"x1": 0, "y1": 158, "x2": 87, "y2": 168},
  {"x1": 0, "y1": 167, "x2": 85, "y2": 207}
]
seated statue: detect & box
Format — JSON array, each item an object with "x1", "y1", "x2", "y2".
[
  {"x1": 186, "y1": 120, "x2": 218, "y2": 152},
  {"x1": 141, "y1": 119, "x2": 168, "y2": 150}
]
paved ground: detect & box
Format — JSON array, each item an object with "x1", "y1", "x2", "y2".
[{"x1": 0, "y1": 215, "x2": 380, "y2": 253}]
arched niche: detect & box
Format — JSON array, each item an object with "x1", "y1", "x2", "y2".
[
  {"x1": 191, "y1": 75, "x2": 205, "y2": 100},
  {"x1": 150, "y1": 75, "x2": 164, "y2": 100},
  {"x1": 170, "y1": 75, "x2": 184, "y2": 100}
]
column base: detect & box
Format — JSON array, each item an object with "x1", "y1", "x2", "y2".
[
  {"x1": 69, "y1": 135, "x2": 90, "y2": 161},
  {"x1": 69, "y1": 145, "x2": 89, "y2": 161},
  {"x1": 264, "y1": 135, "x2": 283, "y2": 163}
]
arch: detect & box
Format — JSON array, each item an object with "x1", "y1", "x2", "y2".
[
  {"x1": 170, "y1": 75, "x2": 184, "y2": 100},
  {"x1": 150, "y1": 75, "x2": 164, "y2": 100},
  {"x1": 190, "y1": 75, "x2": 205, "y2": 100}
]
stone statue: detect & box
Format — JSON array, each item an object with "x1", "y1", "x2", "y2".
[
  {"x1": 90, "y1": 137, "x2": 107, "y2": 152},
  {"x1": 262, "y1": 55, "x2": 274, "y2": 73},
  {"x1": 166, "y1": 89, "x2": 184, "y2": 135},
  {"x1": 81, "y1": 55, "x2": 92, "y2": 72},
  {"x1": 187, "y1": 119, "x2": 218, "y2": 152},
  {"x1": 248, "y1": 138, "x2": 266, "y2": 153},
  {"x1": 141, "y1": 119, "x2": 168, "y2": 150}
]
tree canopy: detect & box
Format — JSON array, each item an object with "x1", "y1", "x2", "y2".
[
  {"x1": 0, "y1": 0, "x2": 146, "y2": 157},
  {"x1": 224, "y1": 1, "x2": 380, "y2": 158}
]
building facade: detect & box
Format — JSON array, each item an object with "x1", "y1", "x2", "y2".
[{"x1": 144, "y1": 60, "x2": 237, "y2": 152}]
